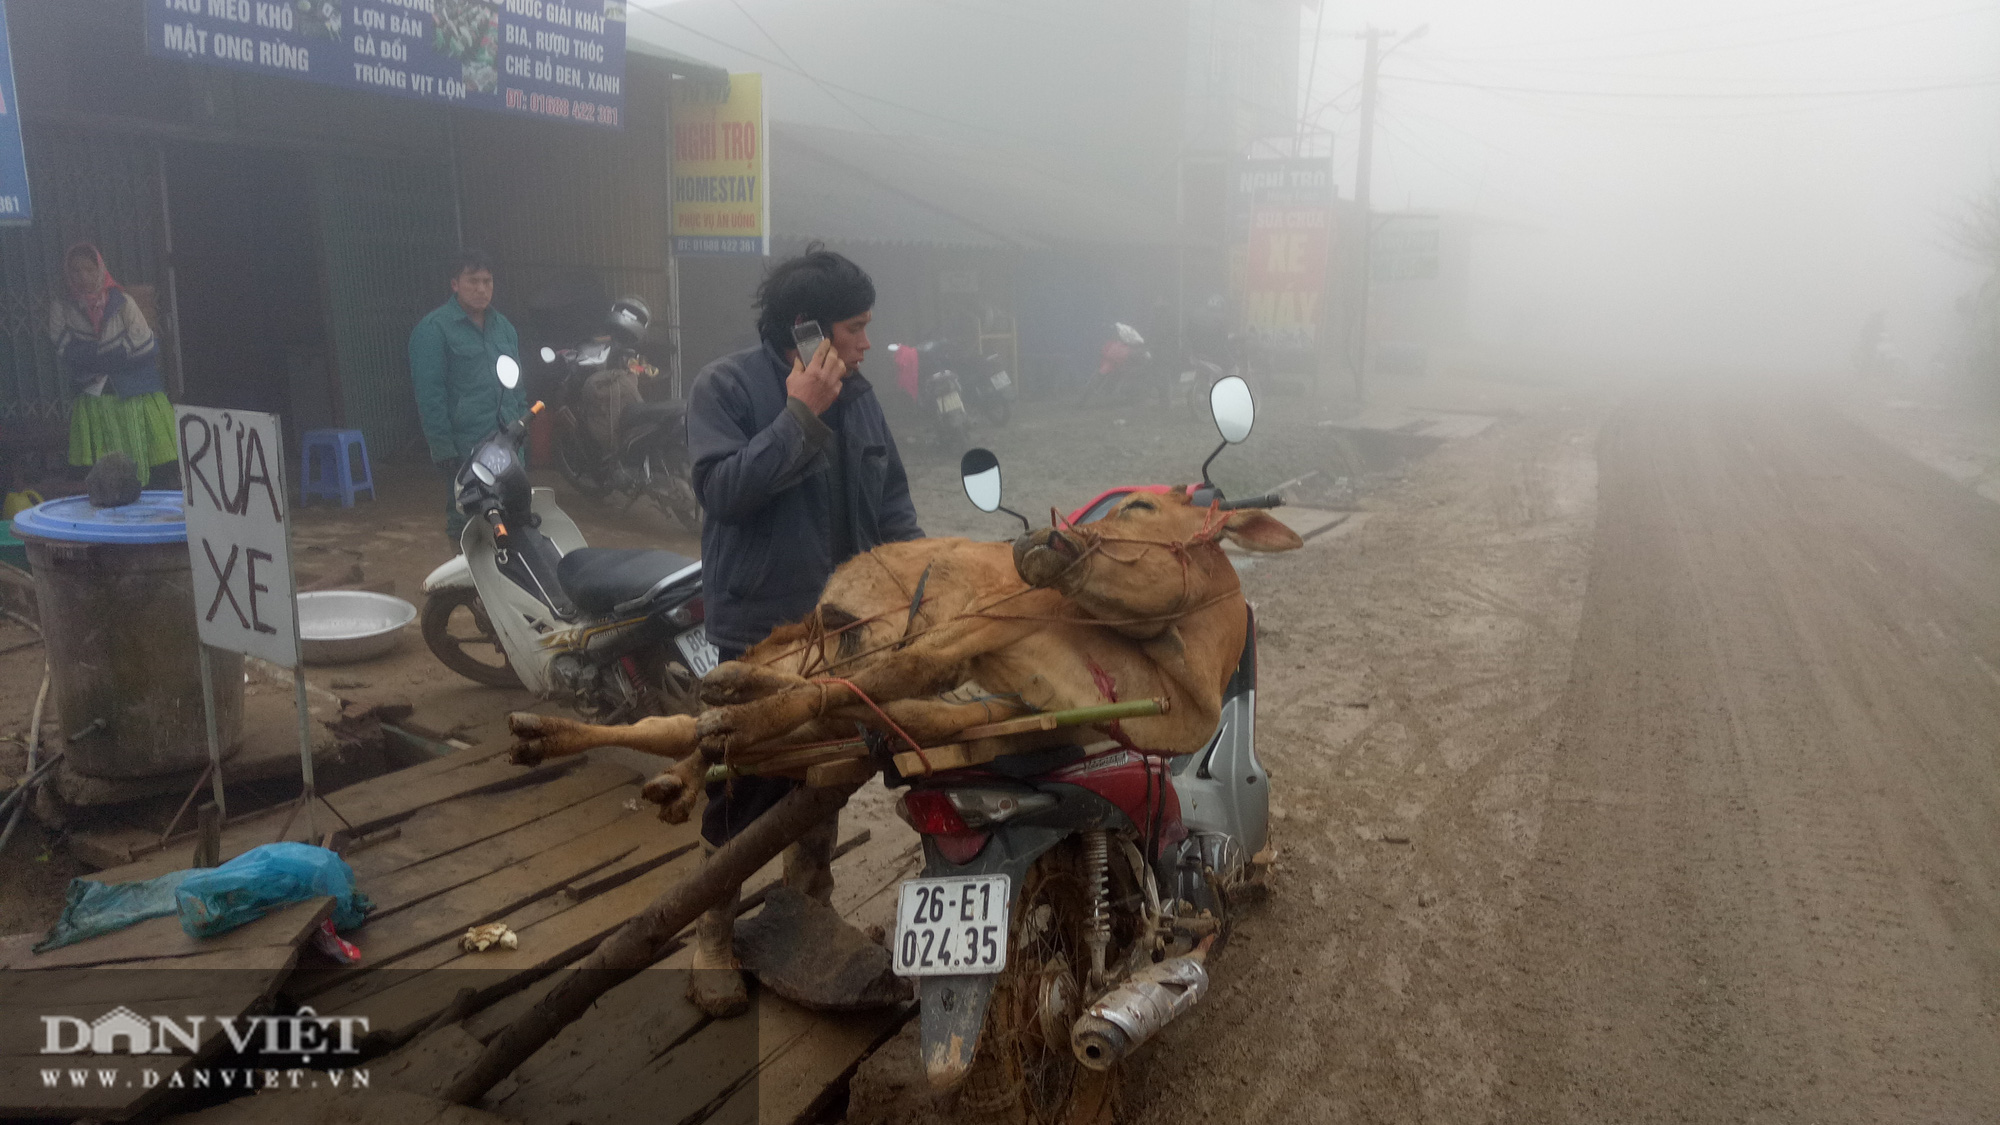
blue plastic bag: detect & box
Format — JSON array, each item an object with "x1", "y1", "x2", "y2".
[
  {"x1": 35, "y1": 870, "x2": 199, "y2": 953},
  {"x1": 174, "y1": 843, "x2": 374, "y2": 939}
]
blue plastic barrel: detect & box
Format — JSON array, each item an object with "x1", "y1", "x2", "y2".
[{"x1": 11, "y1": 492, "x2": 243, "y2": 779}]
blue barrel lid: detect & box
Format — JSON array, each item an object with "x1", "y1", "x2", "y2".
[{"x1": 10, "y1": 490, "x2": 188, "y2": 545}]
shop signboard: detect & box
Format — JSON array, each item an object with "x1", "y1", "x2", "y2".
[
  {"x1": 1374, "y1": 213, "x2": 1441, "y2": 281},
  {"x1": 671, "y1": 72, "x2": 766, "y2": 255},
  {"x1": 1233, "y1": 157, "x2": 1334, "y2": 352},
  {"x1": 0, "y1": 1, "x2": 30, "y2": 225},
  {"x1": 146, "y1": 0, "x2": 627, "y2": 129}
]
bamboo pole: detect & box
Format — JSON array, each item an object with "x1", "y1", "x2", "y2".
[{"x1": 445, "y1": 779, "x2": 862, "y2": 1105}]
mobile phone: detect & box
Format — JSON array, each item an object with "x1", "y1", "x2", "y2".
[{"x1": 791, "y1": 320, "x2": 825, "y2": 364}]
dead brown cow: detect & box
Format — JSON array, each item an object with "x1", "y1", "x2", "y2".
[{"x1": 508, "y1": 488, "x2": 1302, "y2": 812}]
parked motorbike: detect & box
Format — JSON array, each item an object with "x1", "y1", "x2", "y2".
[
  {"x1": 918, "y1": 339, "x2": 1016, "y2": 426},
  {"x1": 890, "y1": 375, "x2": 1278, "y2": 1120},
  {"x1": 1083, "y1": 322, "x2": 1164, "y2": 407},
  {"x1": 544, "y1": 297, "x2": 701, "y2": 533},
  {"x1": 1167, "y1": 352, "x2": 1225, "y2": 419},
  {"x1": 888, "y1": 342, "x2": 975, "y2": 452},
  {"x1": 421, "y1": 354, "x2": 719, "y2": 721}
]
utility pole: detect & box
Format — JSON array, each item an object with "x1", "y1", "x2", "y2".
[
  {"x1": 1349, "y1": 23, "x2": 1425, "y2": 404},
  {"x1": 1352, "y1": 26, "x2": 1384, "y2": 404}
]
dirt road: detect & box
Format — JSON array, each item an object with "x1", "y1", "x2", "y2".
[{"x1": 1128, "y1": 384, "x2": 2000, "y2": 1124}]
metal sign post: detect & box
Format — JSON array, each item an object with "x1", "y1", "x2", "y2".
[{"x1": 175, "y1": 407, "x2": 318, "y2": 842}]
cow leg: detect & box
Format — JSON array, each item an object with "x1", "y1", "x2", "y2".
[
  {"x1": 643, "y1": 717, "x2": 854, "y2": 823},
  {"x1": 510, "y1": 712, "x2": 698, "y2": 764},
  {"x1": 699, "y1": 619, "x2": 1037, "y2": 754},
  {"x1": 699, "y1": 660, "x2": 808, "y2": 707}
]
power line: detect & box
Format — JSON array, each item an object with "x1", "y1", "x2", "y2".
[
  {"x1": 728, "y1": 0, "x2": 882, "y2": 133},
  {"x1": 1391, "y1": 61, "x2": 1967, "y2": 127},
  {"x1": 1406, "y1": 2, "x2": 1997, "y2": 72},
  {"x1": 1413, "y1": 0, "x2": 1951, "y2": 53},
  {"x1": 1383, "y1": 72, "x2": 2000, "y2": 101}
]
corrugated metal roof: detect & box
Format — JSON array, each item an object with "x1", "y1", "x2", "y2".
[
  {"x1": 769, "y1": 123, "x2": 1179, "y2": 251},
  {"x1": 627, "y1": 38, "x2": 731, "y2": 85}
]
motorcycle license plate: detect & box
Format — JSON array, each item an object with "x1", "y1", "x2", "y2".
[
  {"x1": 938, "y1": 391, "x2": 965, "y2": 414},
  {"x1": 675, "y1": 626, "x2": 721, "y2": 677},
  {"x1": 1179, "y1": 369, "x2": 1198, "y2": 383},
  {"x1": 893, "y1": 874, "x2": 1010, "y2": 976},
  {"x1": 990, "y1": 370, "x2": 1011, "y2": 389}
]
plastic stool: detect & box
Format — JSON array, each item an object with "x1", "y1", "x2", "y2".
[{"x1": 300, "y1": 429, "x2": 374, "y2": 506}]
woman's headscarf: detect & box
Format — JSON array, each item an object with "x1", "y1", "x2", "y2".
[{"x1": 63, "y1": 244, "x2": 119, "y2": 333}]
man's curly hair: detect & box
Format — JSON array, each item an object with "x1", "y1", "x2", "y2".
[{"x1": 754, "y1": 242, "x2": 875, "y2": 354}]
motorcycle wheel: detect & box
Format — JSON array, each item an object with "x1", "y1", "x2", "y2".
[
  {"x1": 953, "y1": 843, "x2": 1121, "y2": 1125},
  {"x1": 556, "y1": 434, "x2": 613, "y2": 502},
  {"x1": 421, "y1": 588, "x2": 524, "y2": 688},
  {"x1": 645, "y1": 452, "x2": 702, "y2": 534},
  {"x1": 656, "y1": 659, "x2": 702, "y2": 717},
  {"x1": 980, "y1": 398, "x2": 1011, "y2": 427}
]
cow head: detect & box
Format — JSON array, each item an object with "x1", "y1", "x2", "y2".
[{"x1": 1013, "y1": 488, "x2": 1302, "y2": 637}]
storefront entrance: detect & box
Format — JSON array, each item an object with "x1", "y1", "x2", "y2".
[{"x1": 163, "y1": 142, "x2": 330, "y2": 443}]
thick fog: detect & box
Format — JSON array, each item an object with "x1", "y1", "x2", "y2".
[{"x1": 637, "y1": 0, "x2": 2000, "y2": 378}]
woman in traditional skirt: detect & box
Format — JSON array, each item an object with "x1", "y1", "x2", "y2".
[{"x1": 49, "y1": 243, "x2": 179, "y2": 489}]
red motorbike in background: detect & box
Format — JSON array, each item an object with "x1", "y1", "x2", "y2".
[
  {"x1": 889, "y1": 375, "x2": 1280, "y2": 1123},
  {"x1": 1082, "y1": 322, "x2": 1159, "y2": 406}
]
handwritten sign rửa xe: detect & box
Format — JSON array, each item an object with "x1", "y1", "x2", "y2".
[{"x1": 176, "y1": 406, "x2": 299, "y2": 668}]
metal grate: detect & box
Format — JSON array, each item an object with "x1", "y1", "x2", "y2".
[
  {"x1": 0, "y1": 126, "x2": 169, "y2": 421},
  {"x1": 312, "y1": 154, "x2": 460, "y2": 458}
]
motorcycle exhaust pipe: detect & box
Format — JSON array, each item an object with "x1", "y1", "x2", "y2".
[{"x1": 1070, "y1": 936, "x2": 1215, "y2": 1070}]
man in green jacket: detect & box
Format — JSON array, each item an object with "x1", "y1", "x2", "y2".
[{"x1": 409, "y1": 250, "x2": 527, "y2": 542}]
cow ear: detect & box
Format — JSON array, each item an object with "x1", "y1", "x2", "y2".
[{"x1": 1222, "y1": 509, "x2": 1303, "y2": 552}]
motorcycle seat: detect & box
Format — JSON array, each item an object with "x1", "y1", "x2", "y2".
[
  {"x1": 618, "y1": 399, "x2": 685, "y2": 436},
  {"x1": 557, "y1": 547, "x2": 699, "y2": 616}
]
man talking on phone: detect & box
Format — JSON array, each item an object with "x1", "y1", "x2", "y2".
[{"x1": 682, "y1": 243, "x2": 922, "y2": 1016}]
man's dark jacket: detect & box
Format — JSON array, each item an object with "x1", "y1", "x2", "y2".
[{"x1": 687, "y1": 342, "x2": 923, "y2": 654}]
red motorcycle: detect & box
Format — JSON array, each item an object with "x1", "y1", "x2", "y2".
[{"x1": 889, "y1": 376, "x2": 1278, "y2": 1122}]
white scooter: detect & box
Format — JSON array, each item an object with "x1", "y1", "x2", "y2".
[{"x1": 420, "y1": 356, "x2": 718, "y2": 721}]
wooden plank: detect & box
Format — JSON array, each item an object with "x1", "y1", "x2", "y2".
[
  {"x1": 68, "y1": 742, "x2": 516, "y2": 871},
  {"x1": 326, "y1": 843, "x2": 708, "y2": 1039},
  {"x1": 805, "y1": 759, "x2": 876, "y2": 788},
  {"x1": 457, "y1": 828, "x2": 887, "y2": 1047},
  {"x1": 354, "y1": 781, "x2": 651, "y2": 920},
  {"x1": 0, "y1": 898, "x2": 329, "y2": 1118},
  {"x1": 715, "y1": 1001, "x2": 910, "y2": 1125},
  {"x1": 86, "y1": 749, "x2": 557, "y2": 883},
  {"x1": 345, "y1": 760, "x2": 642, "y2": 882},
  {"x1": 293, "y1": 811, "x2": 693, "y2": 998},
  {"x1": 888, "y1": 700, "x2": 1168, "y2": 778},
  {"x1": 482, "y1": 961, "x2": 711, "y2": 1118},
  {"x1": 455, "y1": 825, "x2": 917, "y2": 1123},
  {"x1": 0, "y1": 897, "x2": 335, "y2": 972},
  {"x1": 0, "y1": 947, "x2": 303, "y2": 1017}
]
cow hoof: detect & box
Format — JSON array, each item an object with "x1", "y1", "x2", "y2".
[
  {"x1": 642, "y1": 770, "x2": 682, "y2": 805},
  {"x1": 508, "y1": 712, "x2": 588, "y2": 762},
  {"x1": 643, "y1": 766, "x2": 703, "y2": 824}
]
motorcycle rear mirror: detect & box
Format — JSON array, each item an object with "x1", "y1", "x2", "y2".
[
  {"x1": 496, "y1": 354, "x2": 521, "y2": 390},
  {"x1": 960, "y1": 447, "x2": 1031, "y2": 533},
  {"x1": 540, "y1": 346, "x2": 557, "y2": 364},
  {"x1": 960, "y1": 448, "x2": 1003, "y2": 512},
  {"x1": 1210, "y1": 376, "x2": 1254, "y2": 444}
]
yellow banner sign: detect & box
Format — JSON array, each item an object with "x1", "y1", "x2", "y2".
[{"x1": 671, "y1": 72, "x2": 766, "y2": 256}]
